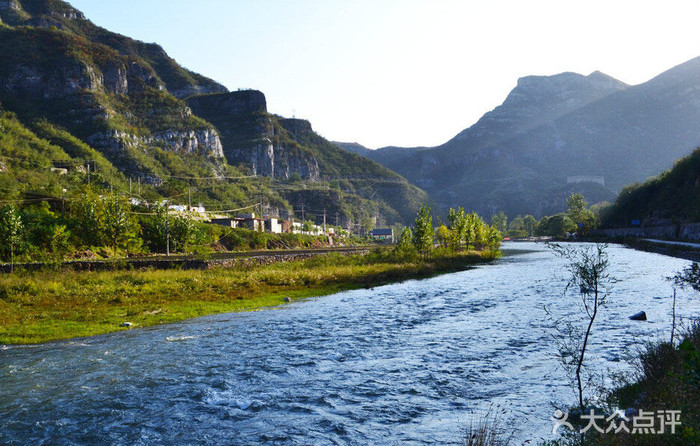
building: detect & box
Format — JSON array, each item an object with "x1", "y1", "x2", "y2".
[
  {"x1": 265, "y1": 217, "x2": 283, "y2": 234},
  {"x1": 369, "y1": 228, "x2": 394, "y2": 243}
]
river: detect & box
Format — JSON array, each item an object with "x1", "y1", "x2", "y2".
[{"x1": 1, "y1": 242, "x2": 699, "y2": 445}]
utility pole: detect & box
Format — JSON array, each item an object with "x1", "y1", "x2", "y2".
[
  {"x1": 188, "y1": 188, "x2": 191, "y2": 211},
  {"x1": 129, "y1": 177, "x2": 132, "y2": 195},
  {"x1": 165, "y1": 204, "x2": 170, "y2": 257},
  {"x1": 86, "y1": 163, "x2": 90, "y2": 186},
  {"x1": 301, "y1": 202, "x2": 305, "y2": 222},
  {"x1": 323, "y1": 208, "x2": 327, "y2": 236},
  {"x1": 138, "y1": 177, "x2": 141, "y2": 195}
]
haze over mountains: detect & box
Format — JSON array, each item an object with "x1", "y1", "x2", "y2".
[{"x1": 338, "y1": 57, "x2": 700, "y2": 218}]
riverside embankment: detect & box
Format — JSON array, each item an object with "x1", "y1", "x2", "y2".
[{"x1": 0, "y1": 247, "x2": 371, "y2": 274}]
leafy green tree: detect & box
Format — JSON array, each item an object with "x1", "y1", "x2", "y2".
[
  {"x1": 490, "y1": 211, "x2": 508, "y2": 234},
  {"x1": 536, "y1": 214, "x2": 576, "y2": 237},
  {"x1": 398, "y1": 226, "x2": 413, "y2": 249},
  {"x1": 523, "y1": 215, "x2": 537, "y2": 237},
  {"x1": 140, "y1": 202, "x2": 197, "y2": 254},
  {"x1": 473, "y1": 214, "x2": 488, "y2": 249},
  {"x1": 71, "y1": 188, "x2": 105, "y2": 247},
  {"x1": 71, "y1": 188, "x2": 139, "y2": 251},
  {"x1": 436, "y1": 224, "x2": 453, "y2": 250},
  {"x1": 412, "y1": 205, "x2": 433, "y2": 260},
  {"x1": 447, "y1": 207, "x2": 469, "y2": 250},
  {"x1": 49, "y1": 225, "x2": 71, "y2": 259},
  {"x1": 486, "y1": 225, "x2": 503, "y2": 251},
  {"x1": 170, "y1": 214, "x2": 197, "y2": 252},
  {"x1": 0, "y1": 205, "x2": 23, "y2": 269},
  {"x1": 508, "y1": 215, "x2": 527, "y2": 238},
  {"x1": 302, "y1": 220, "x2": 315, "y2": 234},
  {"x1": 102, "y1": 193, "x2": 139, "y2": 251},
  {"x1": 464, "y1": 212, "x2": 480, "y2": 250},
  {"x1": 566, "y1": 193, "x2": 596, "y2": 234}
]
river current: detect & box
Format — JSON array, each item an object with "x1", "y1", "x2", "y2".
[{"x1": 2, "y1": 242, "x2": 699, "y2": 445}]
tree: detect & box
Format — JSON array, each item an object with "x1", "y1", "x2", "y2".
[
  {"x1": 672, "y1": 262, "x2": 700, "y2": 292},
  {"x1": 486, "y1": 225, "x2": 503, "y2": 251},
  {"x1": 70, "y1": 188, "x2": 139, "y2": 252},
  {"x1": 447, "y1": 207, "x2": 469, "y2": 250},
  {"x1": 523, "y1": 215, "x2": 538, "y2": 237},
  {"x1": 398, "y1": 226, "x2": 413, "y2": 249},
  {"x1": 536, "y1": 214, "x2": 576, "y2": 237},
  {"x1": 412, "y1": 205, "x2": 433, "y2": 260},
  {"x1": 436, "y1": 224, "x2": 453, "y2": 250},
  {"x1": 490, "y1": 211, "x2": 508, "y2": 234},
  {"x1": 102, "y1": 193, "x2": 138, "y2": 251},
  {"x1": 566, "y1": 193, "x2": 595, "y2": 234},
  {"x1": 0, "y1": 205, "x2": 23, "y2": 270},
  {"x1": 549, "y1": 243, "x2": 611, "y2": 411},
  {"x1": 71, "y1": 188, "x2": 105, "y2": 247}
]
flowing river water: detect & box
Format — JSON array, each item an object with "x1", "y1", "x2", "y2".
[{"x1": 2, "y1": 242, "x2": 700, "y2": 445}]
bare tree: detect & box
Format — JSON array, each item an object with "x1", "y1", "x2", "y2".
[{"x1": 549, "y1": 243, "x2": 611, "y2": 411}]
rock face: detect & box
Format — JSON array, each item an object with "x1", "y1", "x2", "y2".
[
  {"x1": 87, "y1": 128, "x2": 224, "y2": 158},
  {"x1": 187, "y1": 91, "x2": 321, "y2": 181},
  {"x1": 0, "y1": 57, "x2": 165, "y2": 100},
  {"x1": 187, "y1": 90, "x2": 266, "y2": 116},
  {"x1": 230, "y1": 141, "x2": 320, "y2": 180},
  {"x1": 152, "y1": 128, "x2": 224, "y2": 157}
]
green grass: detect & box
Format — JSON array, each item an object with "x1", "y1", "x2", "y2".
[{"x1": 0, "y1": 249, "x2": 496, "y2": 345}]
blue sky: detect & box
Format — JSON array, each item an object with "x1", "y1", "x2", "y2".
[{"x1": 69, "y1": 0, "x2": 700, "y2": 149}]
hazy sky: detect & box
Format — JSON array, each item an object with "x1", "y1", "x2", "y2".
[{"x1": 68, "y1": 0, "x2": 700, "y2": 149}]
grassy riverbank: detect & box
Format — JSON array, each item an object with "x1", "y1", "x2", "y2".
[{"x1": 0, "y1": 249, "x2": 497, "y2": 345}]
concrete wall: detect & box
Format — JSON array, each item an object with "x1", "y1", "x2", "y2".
[{"x1": 594, "y1": 223, "x2": 700, "y2": 241}]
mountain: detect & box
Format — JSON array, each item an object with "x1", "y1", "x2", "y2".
[
  {"x1": 346, "y1": 60, "x2": 700, "y2": 217},
  {"x1": 0, "y1": 0, "x2": 426, "y2": 227}
]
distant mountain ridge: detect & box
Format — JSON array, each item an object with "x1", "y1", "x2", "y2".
[{"x1": 339, "y1": 59, "x2": 700, "y2": 217}]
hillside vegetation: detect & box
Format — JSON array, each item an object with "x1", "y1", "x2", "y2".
[{"x1": 601, "y1": 147, "x2": 700, "y2": 227}]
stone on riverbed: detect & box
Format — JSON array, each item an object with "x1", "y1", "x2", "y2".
[{"x1": 629, "y1": 311, "x2": 647, "y2": 321}]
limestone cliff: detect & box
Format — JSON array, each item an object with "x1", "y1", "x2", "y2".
[{"x1": 187, "y1": 91, "x2": 321, "y2": 181}]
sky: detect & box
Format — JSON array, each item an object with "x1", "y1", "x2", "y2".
[{"x1": 68, "y1": 0, "x2": 700, "y2": 149}]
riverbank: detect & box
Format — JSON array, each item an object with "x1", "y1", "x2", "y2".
[
  {"x1": 585, "y1": 235, "x2": 700, "y2": 262},
  {"x1": 0, "y1": 249, "x2": 497, "y2": 345}
]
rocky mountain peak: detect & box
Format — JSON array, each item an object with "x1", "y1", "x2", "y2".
[
  {"x1": 0, "y1": 0, "x2": 85, "y2": 23},
  {"x1": 446, "y1": 69, "x2": 628, "y2": 148},
  {"x1": 506, "y1": 70, "x2": 627, "y2": 108}
]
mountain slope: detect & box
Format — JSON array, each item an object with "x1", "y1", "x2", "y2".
[
  {"x1": 0, "y1": 0, "x2": 426, "y2": 227},
  {"x1": 349, "y1": 60, "x2": 700, "y2": 217},
  {"x1": 601, "y1": 147, "x2": 700, "y2": 227}
]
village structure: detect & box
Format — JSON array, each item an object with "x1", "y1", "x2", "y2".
[{"x1": 145, "y1": 200, "x2": 397, "y2": 240}]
